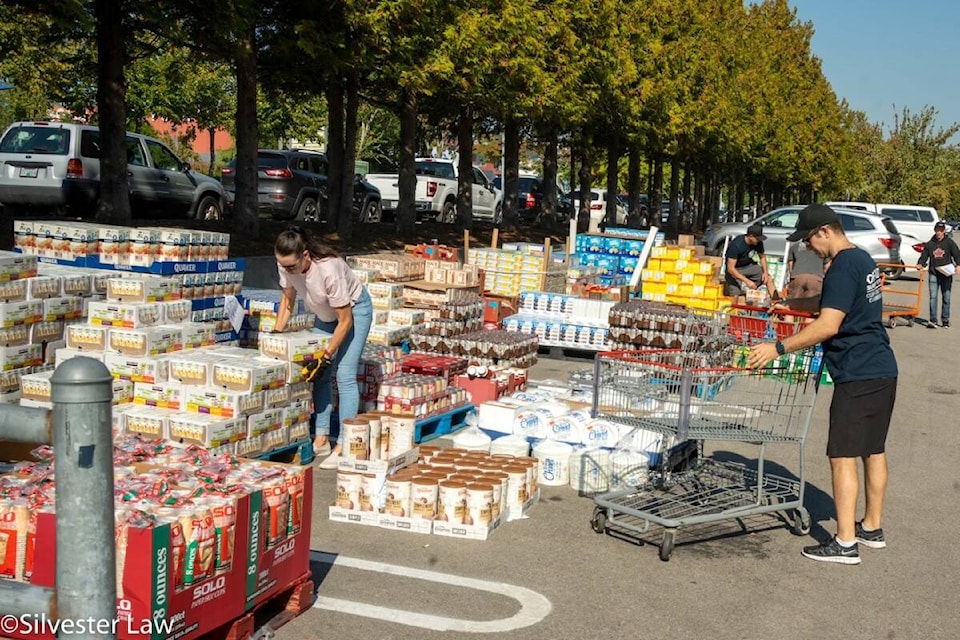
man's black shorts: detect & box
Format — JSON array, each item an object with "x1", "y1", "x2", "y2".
[{"x1": 827, "y1": 378, "x2": 897, "y2": 457}]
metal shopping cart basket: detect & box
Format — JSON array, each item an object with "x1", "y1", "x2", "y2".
[{"x1": 589, "y1": 347, "x2": 823, "y2": 561}]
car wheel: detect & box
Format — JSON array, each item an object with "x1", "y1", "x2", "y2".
[
  {"x1": 295, "y1": 196, "x2": 319, "y2": 222},
  {"x1": 439, "y1": 200, "x2": 456, "y2": 224},
  {"x1": 360, "y1": 199, "x2": 381, "y2": 223},
  {"x1": 195, "y1": 195, "x2": 222, "y2": 221}
]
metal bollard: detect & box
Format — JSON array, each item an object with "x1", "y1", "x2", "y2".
[{"x1": 50, "y1": 357, "x2": 117, "y2": 640}]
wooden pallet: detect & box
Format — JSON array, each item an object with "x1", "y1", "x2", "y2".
[
  {"x1": 201, "y1": 572, "x2": 314, "y2": 640},
  {"x1": 253, "y1": 439, "x2": 315, "y2": 465},
  {"x1": 415, "y1": 404, "x2": 473, "y2": 443}
]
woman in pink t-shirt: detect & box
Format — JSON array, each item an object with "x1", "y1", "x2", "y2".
[{"x1": 273, "y1": 227, "x2": 373, "y2": 468}]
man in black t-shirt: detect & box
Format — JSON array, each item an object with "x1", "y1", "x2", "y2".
[
  {"x1": 724, "y1": 223, "x2": 776, "y2": 296},
  {"x1": 747, "y1": 203, "x2": 898, "y2": 566}
]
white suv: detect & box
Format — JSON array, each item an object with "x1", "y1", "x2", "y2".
[{"x1": 0, "y1": 121, "x2": 224, "y2": 219}]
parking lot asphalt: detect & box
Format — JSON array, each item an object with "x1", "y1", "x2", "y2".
[{"x1": 276, "y1": 273, "x2": 957, "y2": 640}]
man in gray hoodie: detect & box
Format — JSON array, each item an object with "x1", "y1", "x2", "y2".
[{"x1": 917, "y1": 221, "x2": 960, "y2": 328}]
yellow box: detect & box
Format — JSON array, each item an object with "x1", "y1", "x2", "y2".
[
  {"x1": 678, "y1": 284, "x2": 694, "y2": 297},
  {"x1": 666, "y1": 295, "x2": 688, "y2": 306},
  {"x1": 648, "y1": 282, "x2": 667, "y2": 295},
  {"x1": 698, "y1": 262, "x2": 715, "y2": 275},
  {"x1": 651, "y1": 246, "x2": 669, "y2": 259},
  {"x1": 680, "y1": 272, "x2": 695, "y2": 284},
  {"x1": 664, "y1": 247, "x2": 682, "y2": 260},
  {"x1": 675, "y1": 259, "x2": 688, "y2": 271},
  {"x1": 678, "y1": 248, "x2": 694, "y2": 261},
  {"x1": 664, "y1": 273, "x2": 680, "y2": 285},
  {"x1": 665, "y1": 283, "x2": 679, "y2": 295},
  {"x1": 704, "y1": 284, "x2": 721, "y2": 300},
  {"x1": 691, "y1": 284, "x2": 706, "y2": 297},
  {"x1": 647, "y1": 259, "x2": 662, "y2": 271},
  {"x1": 660, "y1": 260, "x2": 676, "y2": 272},
  {"x1": 694, "y1": 274, "x2": 708, "y2": 287}
]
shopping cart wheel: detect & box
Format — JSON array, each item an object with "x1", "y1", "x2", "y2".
[
  {"x1": 791, "y1": 508, "x2": 811, "y2": 535},
  {"x1": 906, "y1": 317, "x2": 914, "y2": 327},
  {"x1": 590, "y1": 507, "x2": 607, "y2": 534},
  {"x1": 887, "y1": 316, "x2": 897, "y2": 329},
  {"x1": 659, "y1": 530, "x2": 676, "y2": 561}
]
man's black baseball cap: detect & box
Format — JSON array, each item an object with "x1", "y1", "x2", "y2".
[
  {"x1": 746, "y1": 223, "x2": 766, "y2": 241},
  {"x1": 787, "y1": 203, "x2": 839, "y2": 242}
]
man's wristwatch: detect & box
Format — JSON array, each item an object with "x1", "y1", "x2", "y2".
[{"x1": 775, "y1": 341, "x2": 786, "y2": 356}]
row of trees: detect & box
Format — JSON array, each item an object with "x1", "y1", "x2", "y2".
[{"x1": 1, "y1": 0, "x2": 958, "y2": 241}]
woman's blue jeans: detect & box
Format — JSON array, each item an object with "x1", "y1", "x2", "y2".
[{"x1": 311, "y1": 288, "x2": 373, "y2": 439}]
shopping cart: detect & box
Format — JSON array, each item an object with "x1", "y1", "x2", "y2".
[
  {"x1": 589, "y1": 347, "x2": 822, "y2": 561},
  {"x1": 727, "y1": 304, "x2": 814, "y2": 343},
  {"x1": 877, "y1": 263, "x2": 925, "y2": 328}
]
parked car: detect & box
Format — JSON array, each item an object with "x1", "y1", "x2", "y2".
[
  {"x1": 0, "y1": 120, "x2": 224, "y2": 219},
  {"x1": 569, "y1": 188, "x2": 628, "y2": 226},
  {"x1": 826, "y1": 202, "x2": 939, "y2": 270},
  {"x1": 366, "y1": 159, "x2": 501, "y2": 224},
  {"x1": 490, "y1": 174, "x2": 571, "y2": 224},
  {"x1": 701, "y1": 205, "x2": 903, "y2": 274},
  {"x1": 220, "y1": 149, "x2": 381, "y2": 223}
]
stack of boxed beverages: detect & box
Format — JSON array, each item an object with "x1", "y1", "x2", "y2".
[
  {"x1": 502, "y1": 291, "x2": 615, "y2": 351},
  {"x1": 0, "y1": 439, "x2": 312, "y2": 639},
  {"x1": 330, "y1": 434, "x2": 541, "y2": 540},
  {"x1": 640, "y1": 245, "x2": 731, "y2": 312}
]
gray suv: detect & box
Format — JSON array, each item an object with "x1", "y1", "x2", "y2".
[
  {"x1": 0, "y1": 121, "x2": 224, "y2": 219},
  {"x1": 220, "y1": 149, "x2": 382, "y2": 223},
  {"x1": 701, "y1": 205, "x2": 903, "y2": 273}
]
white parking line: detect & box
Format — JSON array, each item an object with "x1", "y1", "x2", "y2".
[{"x1": 310, "y1": 551, "x2": 552, "y2": 633}]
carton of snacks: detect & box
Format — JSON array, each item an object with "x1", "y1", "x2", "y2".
[
  {"x1": 258, "y1": 330, "x2": 331, "y2": 363},
  {"x1": 165, "y1": 353, "x2": 217, "y2": 386},
  {"x1": 123, "y1": 406, "x2": 177, "y2": 438},
  {"x1": 29, "y1": 321, "x2": 63, "y2": 344},
  {"x1": 107, "y1": 326, "x2": 182, "y2": 357},
  {"x1": 247, "y1": 408, "x2": 283, "y2": 438},
  {"x1": 0, "y1": 326, "x2": 29, "y2": 347},
  {"x1": 25, "y1": 275, "x2": 61, "y2": 299},
  {"x1": 212, "y1": 360, "x2": 287, "y2": 393},
  {"x1": 107, "y1": 275, "x2": 181, "y2": 303},
  {"x1": 65, "y1": 323, "x2": 109, "y2": 351},
  {"x1": 184, "y1": 387, "x2": 264, "y2": 418},
  {"x1": 167, "y1": 413, "x2": 245, "y2": 447},
  {"x1": 103, "y1": 353, "x2": 169, "y2": 384},
  {"x1": 87, "y1": 301, "x2": 163, "y2": 329},
  {"x1": 0, "y1": 344, "x2": 42, "y2": 371},
  {"x1": 54, "y1": 347, "x2": 105, "y2": 366},
  {"x1": 0, "y1": 300, "x2": 42, "y2": 327},
  {"x1": 42, "y1": 296, "x2": 83, "y2": 322},
  {"x1": 133, "y1": 381, "x2": 185, "y2": 411}
]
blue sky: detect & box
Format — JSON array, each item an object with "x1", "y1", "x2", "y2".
[{"x1": 790, "y1": 0, "x2": 960, "y2": 140}]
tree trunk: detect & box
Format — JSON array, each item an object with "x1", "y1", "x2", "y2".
[
  {"x1": 502, "y1": 116, "x2": 520, "y2": 229},
  {"x1": 232, "y1": 20, "x2": 260, "y2": 240},
  {"x1": 325, "y1": 75, "x2": 345, "y2": 232},
  {"x1": 456, "y1": 103, "x2": 474, "y2": 232},
  {"x1": 396, "y1": 87, "x2": 418, "y2": 238},
  {"x1": 605, "y1": 132, "x2": 619, "y2": 230},
  {"x1": 207, "y1": 128, "x2": 216, "y2": 177},
  {"x1": 339, "y1": 70, "x2": 359, "y2": 241},
  {"x1": 668, "y1": 158, "x2": 680, "y2": 234},
  {"x1": 627, "y1": 145, "x2": 641, "y2": 227},
  {"x1": 577, "y1": 143, "x2": 591, "y2": 234},
  {"x1": 94, "y1": 0, "x2": 129, "y2": 225},
  {"x1": 652, "y1": 159, "x2": 664, "y2": 231},
  {"x1": 542, "y1": 129, "x2": 559, "y2": 230}
]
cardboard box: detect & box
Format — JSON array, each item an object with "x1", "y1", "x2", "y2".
[
  {"x1": 378, "y1": 514, "x2": 433, "y2": 535},
  {"x1": 336, "y1": 446, "x2": 419, "y2": 476},
  {"x1": 0, "y1": 344, "x2": 42, "y2": 371},
  {"x1": 432, "y1": 518, "x2": 500, "y2": 541},
  {"x1": 184, "y1": 387, "x2": 264, "y2": 419},
  {"x1": 25, "y1": 275, "x2": 62, "y2": 299},
  {"x1": 0, "y1": 279, "x2": 27, "y2": 303},
  {"x1": 107, "y1": 275, "x2": 181, "y2": 303},
  {"x1": 162, "y1": 299, "x2": 193, "y2": 324},
  {"x1": 167, "y1": 413, "x2": 245, "y2": 447},
  {"x1": 0, "y1": 300, "x2": 42, "y2": 327},
  {"x1": 66, "y1": 323, "x2": 109, "y2": 351},
  {"x1": 247, "y1": 407, "x2": 283, "y2": 438},
  {"x1": 104, "y1": 353, "x2": 169, "y2": 384},
  {"x1": 258, "y1": 331, "x2": 331, "y2": 363},
  {"x1": 108, "y1": 326, "x2": 183, "y2": 357},
  {"x1": 19, "y1": 369, "x2": 53, "y2": 403},
  {"x1": 133, "y1": 381, "x2": 186, "y2": 411},
  {"x1": 166, "y1": 353, "x2": 216, "y2": 386},
  {"x1": 0, "y1": 325, "x2": 29, "y2": 347},
  {"x1": 87, "y1": 301, "x2": 163, "y2": 329},
  {"x1": 328, "y1": 505, "x2": 381, "y2": 527},
  {"x1": 55, "y1": 347, "x2": 106, "y2": 365},
  {"x1": 123, "y1": 406, "x2": 176, "y2": 438},
  {"x1": 29, "y1": 320, "x2": 64, "y2": 344},
  {"x1": 212, "y1": 360, "x2": 286, "y2": 393},
  {"x1": 179, "y1": 323, "x2": 216, "y2": 350}
]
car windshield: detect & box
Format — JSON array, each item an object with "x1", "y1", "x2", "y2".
[
  {"x1": 415, "y1": 161, "x2": 455, "y2": 180},
  {"x1": 256, "y1": 154, "x2": 289, "y2": 169},
  {"x1": 0, "y1": 125, "x2": 69, "y2": 154}
]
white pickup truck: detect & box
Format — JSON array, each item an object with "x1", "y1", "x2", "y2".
[{"x1": 366, "y1": 158, "x2": 502, "y2": 223}]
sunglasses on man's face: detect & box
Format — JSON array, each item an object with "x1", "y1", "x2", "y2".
[{"x1": 803, "y1": 226, "x2": 823, "y2": 246}]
